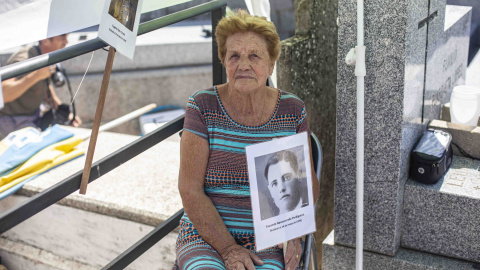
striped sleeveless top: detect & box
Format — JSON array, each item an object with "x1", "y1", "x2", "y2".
[{"x1": 175, "y1": 86, "x2": 310, "y2": 267}]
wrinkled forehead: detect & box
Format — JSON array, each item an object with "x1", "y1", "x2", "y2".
[{"x1": 225, "y1": 32, "x2": 268, "y2": 53}]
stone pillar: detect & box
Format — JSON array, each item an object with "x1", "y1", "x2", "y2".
[
  {"x1": 334, "y1": 0, "x2": 470, "y2": 258},
  {"x1": 276, "y1": 0, "x2": 338, "y2": 265}
]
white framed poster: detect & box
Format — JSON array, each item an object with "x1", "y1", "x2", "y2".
[
  {"x1": 98, "y1": 0, "x2": 144, "y2": 59},
  {"x1": 245, "y1": 132, "x2": 316, "y2": 251}
]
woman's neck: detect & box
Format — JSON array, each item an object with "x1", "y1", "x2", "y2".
[{"x1": 219, "y1": 83, "x2": 275, "y2": 126}]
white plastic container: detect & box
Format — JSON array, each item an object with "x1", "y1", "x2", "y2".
[{"x1": 450, "y1": 85, "x2": 480, "y2": 126}]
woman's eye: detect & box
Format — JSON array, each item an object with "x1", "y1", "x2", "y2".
[
  {"x1": 230, "y1": 54, "x2": 238, "y2": 59},
  {"x1": 251, "y1": 54, "x2": 258, "y2": 58}
]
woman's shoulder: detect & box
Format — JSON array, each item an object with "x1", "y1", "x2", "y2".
[
  {"x1": 190, "y1": 87, "x2": 217, "y2": 99},
  {"x1": 187, "y1": 86, "x2": 219, "y2": 111},
  {"x1": 277, "y1": 89, "x2": 305, "y2": 109}
]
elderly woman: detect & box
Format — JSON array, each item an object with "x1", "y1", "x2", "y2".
[{"x1": 174, "y1": 10, "x2": 319, "y2": 270}]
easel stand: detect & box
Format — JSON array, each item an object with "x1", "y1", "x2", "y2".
[{"x1": 80, "y1": 47, "x2": 116, "y2": 194}]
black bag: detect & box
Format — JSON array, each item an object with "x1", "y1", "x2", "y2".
[
  {"x1": 410, "y1": 129, "x2": 453, "y2": 184},
  {"x1": 38, "y1": 104, "x2": 72, "y2": 131}
]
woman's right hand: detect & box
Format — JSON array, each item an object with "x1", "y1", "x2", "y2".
[{"x1": 220, "y1": 244, "x2": 264, "y2": 270}]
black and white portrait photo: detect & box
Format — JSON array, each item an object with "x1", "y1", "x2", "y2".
[
  {"x1": 246, "y1": 132, "x2": 315, "y2": 250},
  {"x1": 255, "y1": 146, "x2": 309, "y2": 220}
]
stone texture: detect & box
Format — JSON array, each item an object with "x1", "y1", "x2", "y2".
[
  {"x1": 402, "y1": 156, "x2": 480, "y2": 263},
  {"x1": 335, "y1": 0, "x2": 424, "y2": 256},
  {"x1": 447, "y1": 0, "x2": 480, "y2": 51},
  {"x1": 276, "y1": 0, "x2": 338, "y2": 266},
  {"x1": 334, "y1": 1, "x2": 471, "y2": 256},
  {"x1": 322, "y1": 231, "x2": 479, "y2": 270}
]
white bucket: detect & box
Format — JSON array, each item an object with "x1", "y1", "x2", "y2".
[{"x1": 450, "y1": 85, "x2": 480, "y2": 126}]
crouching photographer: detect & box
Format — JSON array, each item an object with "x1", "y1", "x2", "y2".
[{"x1": 0, "y1": 34, "x2": 82, "y2": 139}]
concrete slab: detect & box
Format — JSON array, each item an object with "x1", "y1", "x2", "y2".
[
  {"x1": 403, "y1": 155, "x2": 480, "y2": 263},
  {"x1": 18, "y1": 126, "x2": 182, "y2": 226},
  {"x1": 0, "y1": 195, "x2": 178, "y2": 269},
  {"x1": 0, "y1": 237, "x2": 96, "y2": 270},
  {"x1": 322, "y1": 231, "x2": 478, "y2": 270}
]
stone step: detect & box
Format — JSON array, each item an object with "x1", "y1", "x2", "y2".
[
  {"x1": 322, "y1": 231, "x2": 479, "y2": 270},
  {"x1": 402, "y1": 155, "x2": 480, "y2": 264},
  {"x1": 0, "y1": 236, "x2": 96, "y2": 270},
  {"x1": 0, "y1": 127, "x2": 182, "y2": 269},
  {"x1": 0, "y1": 195, "x2": 178, "y2": 270}
]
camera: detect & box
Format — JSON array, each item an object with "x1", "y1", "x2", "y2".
[{"x1": 50, "y1": 63, "x2": 66, "y2": 87}]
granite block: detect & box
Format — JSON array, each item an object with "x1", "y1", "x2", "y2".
[
  {"x1": 335, "y1": 0, "x2": 472, "y2": 257},
  {"x1": 423, "y1": 5, "x2": 471, "y2": 122},
  {"x1": 402, "y1": 155, "x2": 480, "y2": 263},
  {"x1": 447, "y1": 0, "x2": 480, "y2": 23},
  {"x1": 335, "y1": 0, "x2": 427, "y2": 255},
  {"x1": 334, "y1": 180, "x2": 405, "y2": 255},
  {"x1": 323, "y1": 231, "x2": 479, "y2": 270}
]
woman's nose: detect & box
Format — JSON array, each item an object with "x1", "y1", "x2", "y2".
[{"x1": 238, "y1": 56, "x2": 250, "y2": 70}]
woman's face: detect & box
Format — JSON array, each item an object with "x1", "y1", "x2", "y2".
[{"x1": 224, "y1": 31, "x2": 274, "y2": 94}]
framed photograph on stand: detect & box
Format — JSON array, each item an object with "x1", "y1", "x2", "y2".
[
  {"x1": 246, "y1": 132, "x2": 316, "y2": 251},
  {"x1": 98, "y1": 0, "x2": 144, "y2": 59}
]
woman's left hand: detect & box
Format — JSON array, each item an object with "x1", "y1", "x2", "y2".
[{"x1": 284, "y1": 238, "x2": 302, "y2": 270}]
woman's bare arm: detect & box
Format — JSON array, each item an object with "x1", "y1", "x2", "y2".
[{"x1": 178, "y1": 131, "x2": 263, "y2": 269}]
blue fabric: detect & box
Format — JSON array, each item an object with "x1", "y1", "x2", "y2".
[{"x1": 0, "y1": 125, "x2": 73, "y2": 175}]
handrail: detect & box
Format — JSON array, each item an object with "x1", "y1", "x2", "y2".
[
  {"x1": 0, "y1": 1, "x2": 227, "y2": 267},
  {"x1": 0, "y1": 115, "x2": 184, "y2": 234},
  {"x1": 0, "y1": 0, "x2": 227, "y2": 81},
  {"x1": 102, "y1": 209, "x2": 184, "y2": 270}
]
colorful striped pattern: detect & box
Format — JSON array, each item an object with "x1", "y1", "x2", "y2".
[{"x1": 174, "y1": 86, "x2": 309, "y2": 269}]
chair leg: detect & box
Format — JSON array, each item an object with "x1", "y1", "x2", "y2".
[{"x1": 309, "y1": 237, "x2": 318, "y2": 270}]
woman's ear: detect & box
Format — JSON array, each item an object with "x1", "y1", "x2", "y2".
[{"x1": 269, "y1": 62, "x2": 275, "y2": 76}]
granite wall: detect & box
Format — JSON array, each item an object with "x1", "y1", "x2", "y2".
[{"x1": 276, "y1": 0, "x2": 338, "y2": 266}]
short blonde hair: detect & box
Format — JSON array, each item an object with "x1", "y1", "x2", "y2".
[{"x1": 215, "y1": 9, "x2": 281, "y2": 65}]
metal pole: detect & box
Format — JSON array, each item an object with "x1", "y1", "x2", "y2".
[{"x1": 356, "y1": 0, "x2": 365, "y2": 268}]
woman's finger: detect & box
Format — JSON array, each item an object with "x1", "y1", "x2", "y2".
[
  {"x1": 244, "y1": 257, "x2": 256, "y2": 270},
  {"x1": 249, "y1": 251, "x2": 264, "y2": 266}
]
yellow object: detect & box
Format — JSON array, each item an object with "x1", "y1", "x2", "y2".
[{"x1": 0, "y1": 137, "x2": 84, "y2": 192}]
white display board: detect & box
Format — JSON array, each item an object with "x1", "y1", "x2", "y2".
[
  {"x1": 0, "y1": 0, "x2": 192, "y2": 52},
  {"x1": 245, "y1": 132, "x2": 316, "y2": 251}
]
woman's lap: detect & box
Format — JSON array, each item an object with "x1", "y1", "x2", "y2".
[{"x1": 173, "y1": 244, "x2": 284, "y2": 270}]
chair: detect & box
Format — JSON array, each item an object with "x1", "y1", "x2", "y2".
[
  {"x1": 148, "y1": 131, "x2": 322, "y2": 269},
  {"x1": 298, "y1": 132, "x2": 322, "y2": 270}
]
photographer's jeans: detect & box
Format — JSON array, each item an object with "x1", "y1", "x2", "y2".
[{"x1": 0, "y1": 111, "x2": 40, "y2": 140}]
